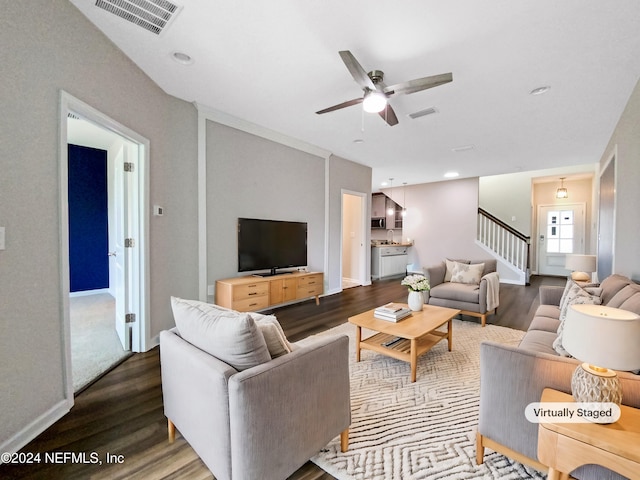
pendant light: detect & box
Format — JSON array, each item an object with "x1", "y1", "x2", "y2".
[
  {"x1": 387, "y1": 178, "x2": 395, "y2": 216},
  {"x1": 556, "y1": 177, "x2": 568, "y2": 199},
  {"x1": 402, "y1": 182, "x2": 407, "y2": 217}
]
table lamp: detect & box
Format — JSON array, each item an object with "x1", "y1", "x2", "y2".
[
  {"x1": 564, "y1": 254, "x2": 597, "y2": 282},
  {"x1": 562, "y1": 304, "x2": 640, "y2": 405}
]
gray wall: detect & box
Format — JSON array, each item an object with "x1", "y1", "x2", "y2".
[
  {"x1": 205, "y1": 121, "x2": 326, "y2": 289},
  {"x1": 0, "y1": 0, "x2": 198, "y2": 452},
  {"x1": 204, "y1": 124, "x2": 373, "y2": 297},
  {"x1": 327, "y1": 155, "x2": 373, "y2": 293},
  {"x1": 599, "y1": 79, "x2": 640, "y2": 281}
]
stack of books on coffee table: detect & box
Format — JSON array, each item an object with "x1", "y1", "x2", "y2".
[{"x1": 374, "y1": 303, "x2": 412, "y2": 322}]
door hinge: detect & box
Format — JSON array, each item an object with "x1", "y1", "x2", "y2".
[
  {"x1": 125, "y1": 238, "x2": 135, "y2": 248},
  {"x1": 125, "y1": 313, "x2": 136, "y2": 323},
  {"x1": 124, "y1": 162, "x2": 135, "y2": 172}
]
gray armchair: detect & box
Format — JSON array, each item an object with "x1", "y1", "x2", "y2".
[
  {"x1": 160, "y1": 327, "x2": 350, "y2": 480},
  {"x1": 424, "y1": 258, "x2": 499, "y2": 327}
]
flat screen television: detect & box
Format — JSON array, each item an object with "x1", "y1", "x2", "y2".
[{"x1": 238, "y1": 218, "x2": 307, "y2": 276}]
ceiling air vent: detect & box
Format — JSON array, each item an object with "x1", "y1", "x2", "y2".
[
  {"x1": 408, "y1": 107, "x2": 438, "y2": 120},
  {"x1": 95, "y1": 0, "x2": 182, "y2": 35}
]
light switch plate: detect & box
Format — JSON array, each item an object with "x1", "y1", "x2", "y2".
[{"x1": 0, "y1": 226, "x2": 5, "y2": 250}]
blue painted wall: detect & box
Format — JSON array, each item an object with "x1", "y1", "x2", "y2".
[{"x1": 68, "y1": 144, "x2": 109, "y2": 292}]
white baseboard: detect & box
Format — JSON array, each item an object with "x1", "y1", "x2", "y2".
[
  {"x1": 0, "y1": 398, "x2": 72, "y2": 459},
  {"x1": 147, "y1": 334, "x2": 160, "y2": 350}
]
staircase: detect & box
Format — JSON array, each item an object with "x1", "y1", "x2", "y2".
[{"x1": 476, "y1": 208, "x2": 530, "y2": 285}]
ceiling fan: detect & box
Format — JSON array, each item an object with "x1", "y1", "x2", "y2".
[{"x1": 316, "y1": 50, "x2": 453, "y2": 126}]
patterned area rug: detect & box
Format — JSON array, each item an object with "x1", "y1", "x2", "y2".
[{"x1": 306, "y1": 319, "x2": 546, "y2": 480}]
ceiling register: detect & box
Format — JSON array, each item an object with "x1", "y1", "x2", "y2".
[{"x1": 95, "y1": 0, "x2": 182, "y2": 35}]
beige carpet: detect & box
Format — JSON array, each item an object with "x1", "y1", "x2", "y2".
[
  {"x1": 70, "y1": 293, "x2": 130, "y2": 392},
  {"x1": 305, "y1": 320, "x2": 546, "y2": 480}
]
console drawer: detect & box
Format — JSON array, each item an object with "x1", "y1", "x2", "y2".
[
  {"x1": 233, "y1": 295, "x2": 270, "y2": 312},
  {"x1": 298, "y1": 274, "x2": 322, "y2": 288},
  {"x1": 297, "y1": 284, "x2": 323, "y2": 298},
  {"x1": 233, "y1": 281, "x2": 269, "y2": 300}
]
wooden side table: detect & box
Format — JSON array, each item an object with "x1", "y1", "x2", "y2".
[{"x1": 537, "y1": 388, "x2": 640, "y2": 480}]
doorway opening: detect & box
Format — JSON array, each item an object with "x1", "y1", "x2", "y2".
[
  {"x1": 341, "y1": 191, "x2": 367, "y2": 290},
  {"x1": 60, "y1": 92, "x2": 149, "y2": 397}
]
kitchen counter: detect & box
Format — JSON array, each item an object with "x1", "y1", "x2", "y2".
[{"x1": 371, "y1": 241, "x2": 414, "y2": 247}]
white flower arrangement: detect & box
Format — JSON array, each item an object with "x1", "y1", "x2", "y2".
[{"x1": 401, "y1": 274, "x2": 430, "y2": 292}]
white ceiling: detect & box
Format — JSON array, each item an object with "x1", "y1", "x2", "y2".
[{"x1": 69, "y1": 0, "x2": 640, "y2": 189}]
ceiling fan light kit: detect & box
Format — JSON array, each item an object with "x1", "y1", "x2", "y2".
[
  {"x1": 362, "y1": 90, "x2": 387, "y2": 113},
  {"x1": 316, "y1": 50, "x2": 452, "y2": 126}
]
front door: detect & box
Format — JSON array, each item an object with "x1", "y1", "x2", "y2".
[{"x1": 537, "y1": 204, "x2": 586, "y2": 276}]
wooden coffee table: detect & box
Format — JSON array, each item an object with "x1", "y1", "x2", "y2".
[{"x1": 348, "y1": 304, "x2": 461, "y2": 382}]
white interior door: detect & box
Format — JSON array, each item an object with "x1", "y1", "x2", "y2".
[
  {"x1": 537, "y1": 204, "x2": 586, "y2": 276},
  {"x1": 114, "y1": 145, "x2": 132, "y2": 351}
]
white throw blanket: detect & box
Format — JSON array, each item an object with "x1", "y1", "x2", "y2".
[{"x1": 484, "y1": 271, "x2": 500, "y2": 311}]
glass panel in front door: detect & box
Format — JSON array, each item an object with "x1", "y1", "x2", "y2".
[{"x1": 546, "y1": 210, "x2": 575, "y2": 254}]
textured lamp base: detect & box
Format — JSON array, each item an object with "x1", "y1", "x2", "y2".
[{"x1": 571, "y1": 363, "x2": 622, "y2": 404}]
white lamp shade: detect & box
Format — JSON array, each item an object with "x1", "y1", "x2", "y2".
[
  {"x1": 564, "y1": 254, "x2": 597, "y2": 273},
  {"x1": 563, "y1": 304, "x2": 640, "y2": 371}
]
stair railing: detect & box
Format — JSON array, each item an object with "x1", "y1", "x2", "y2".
[{"x1": 477, "y1": 208, "x2": 530, "y2": 274}]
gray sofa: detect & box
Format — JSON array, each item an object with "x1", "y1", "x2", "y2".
[
  {"x1": 476, "y1": 274, "x2": 640, "y2": 479},
  {"x1": 160, "y1": 298, "x2": 351, "y2": 480},
  {"x1": 424, "y1": 258, "x2": 499, "y2": 327}
]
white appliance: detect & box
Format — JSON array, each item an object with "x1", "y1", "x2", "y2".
[{"x1": 371, "y1": 246, "x2": 409, "y2": 279}]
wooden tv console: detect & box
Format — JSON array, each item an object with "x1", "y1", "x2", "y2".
[{"x1": 215, "y1": 271, "x2": 323, "y2": 312}]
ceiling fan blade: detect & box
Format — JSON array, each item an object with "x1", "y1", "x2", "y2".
[
  {"x1": 339, "y1": 50, "x2": 376, "y2": 90},
  {"x1": 378, "y1": 103, "x2": 399, "y2": 126},
  {"x1": 316, "y1": 97, "x2": 363, "y2": 115},
  {"x1": 384, "y1": 72, "x2": 453, "y2": 96}
]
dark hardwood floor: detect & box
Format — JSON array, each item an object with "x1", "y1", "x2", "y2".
[{"x1": 1, "y1": 275, "x2": 565, "y2": 480}]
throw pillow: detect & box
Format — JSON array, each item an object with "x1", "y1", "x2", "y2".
[
  {"x1": 451, "y1": 262, "x2": 485, "y2": 285},
  {"x1": 170, "y1": 297, "x2": 271, "y2": 371},
  {"x1": 557, "y1": 277, "x2": 574, "y2": 312},
  {"x1": 249, "y1": 312, "x2": 294, "y2": 358},
  {"x1": 619, "y1": 292, "x2": 640, "y2": 316},
  {"x1": 444, "y1": 259, "x2": 470, "y2": 282},
  {"x1": 608, "y1": 284, "x2": 640, "y2": 309},
  {"x1": 553, "y1": 282, "x2": 602, "y2": 356}
]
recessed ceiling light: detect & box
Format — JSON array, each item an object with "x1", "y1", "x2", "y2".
[
  {"x1": 171, "y1": 51, "x2": 193, "y2": 65},
  {"x1": 530, "y1": 86, "x2": 551, "y2": 95},
  {"x1": 444, "y1": 171, "x2": 459, "y2": 178},
  {"x1": 353, "y1": 139, "x2": 364, "y2": 144},
  {"x1": 380, "y1": 181, "x2": 388, "y2": 186}
]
